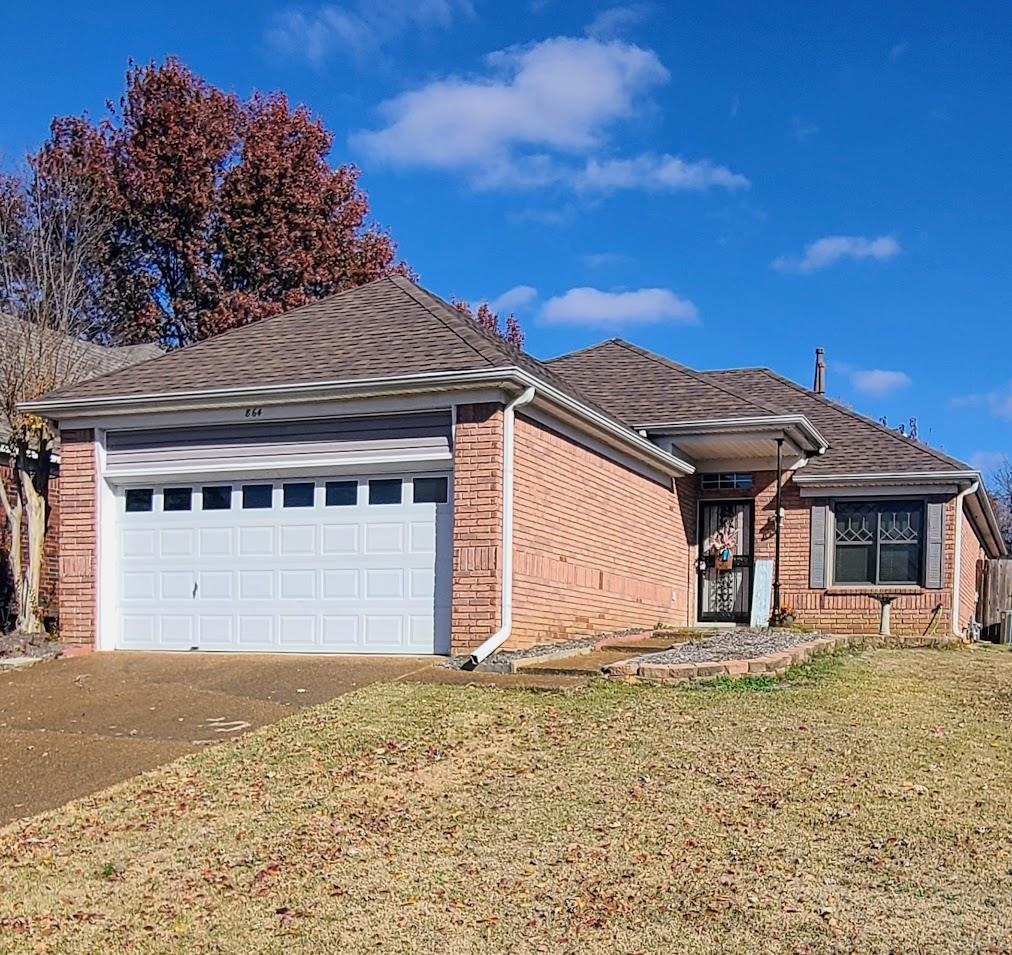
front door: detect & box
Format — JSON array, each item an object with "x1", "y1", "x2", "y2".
[{"x1": 698, "y1": 500, "x2": 754, "y2": 624}]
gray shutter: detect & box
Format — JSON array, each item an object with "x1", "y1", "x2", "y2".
[
  {"x1": 925, "y1": 501, "x2": 944, "y2": 589},
  {"x1": 810, "y1": 503, "x2": 829, "y2": 589}
]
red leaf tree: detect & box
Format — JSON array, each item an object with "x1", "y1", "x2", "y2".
[
  {"x1": 451, "y1": 299, "x2": 525, "y2": 350},
  {"x1": 40, "y1": 58, "x2": 410, "y2": 347}
]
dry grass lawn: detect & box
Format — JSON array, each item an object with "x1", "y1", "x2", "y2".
[{"x1": 1, "y1": 647, "x2": 1011, "y2": 954}]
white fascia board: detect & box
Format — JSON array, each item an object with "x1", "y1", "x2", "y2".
[
  {"x1": 794, "y1": 470, "x2": 980, "y2": 486},
  {"x1": 32, "y1": 365, "x2": 694, "y2": 479},
  {"x1": 798, "y1": 483, "x2": 959, "y2": 498},
  {"x1": 643, "y1": 414, "x2": 828, "y2": 454}
]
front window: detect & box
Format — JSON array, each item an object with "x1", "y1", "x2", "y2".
[
  {"x1": 702, "y1": 472, "x2": 753, "y2": 490},
  {"x1": 834, "y1": 501, "x2": 923, "y2": 585}
]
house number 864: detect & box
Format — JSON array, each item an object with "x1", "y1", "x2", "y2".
[{"x1": 244, "y1": 407, "x2": 263, "y2": 418}]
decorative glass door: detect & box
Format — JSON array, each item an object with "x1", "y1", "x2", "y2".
[{"x1": 698, "y1": 501, "x2": 754, "y2": 623}]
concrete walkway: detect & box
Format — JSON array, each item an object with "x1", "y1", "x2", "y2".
[{"x1": 0, "y1": 652, "x2": 433, "y2": 826}]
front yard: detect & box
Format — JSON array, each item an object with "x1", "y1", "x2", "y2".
[{"x1": 2, "y1": 647, "x2": 1011, "y2": 954}]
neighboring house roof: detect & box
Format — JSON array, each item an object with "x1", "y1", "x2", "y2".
[
  {"x1": 547, "y1": 339, "x2": 788, "y2": 423},
  {"x1": 702, "y1": 367, "x2": 972, "y2": 477},
  {"x1": 0, "y1": 313, "x2": 160, "y2": 442}
]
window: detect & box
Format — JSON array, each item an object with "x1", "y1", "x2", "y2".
[
  {"x1": 834, "y1": 501, "x2": 923, "y2": 586},
  {"x1": 125, "y1": 488, "x2": 153, "y2": 512},
  {"x1": 202, "y1": 486, "x2": 232, "y2": 510},
  {"x1": 325, "y1": 481, "x2": 358, "y2": 506},
  {"x1": 701, "y1": 472, "x2": 753, "y2": 490},
  {"x1": 163, "y1": 487, "x2": 192, "y2": 511},
  {"x1": 369, "y1": 478, "x2": 402, "y2": 505},
  {"x1": 242, "y1": 485, "x2": 273, "y2": 509},
  {"x1": 283, "y1": 482, "x2": 315, "y2": 508},
  {"x1": 413, "y1": 476, "x2": 448, "y2": 504}
]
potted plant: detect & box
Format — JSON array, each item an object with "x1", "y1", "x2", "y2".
[{"x1": 771, "y1": 605, "x2": 796, "y2": 627}]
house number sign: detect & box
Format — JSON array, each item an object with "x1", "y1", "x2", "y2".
[{"x1": 244, "y1": 407, "x2": 263, "y2": 418}]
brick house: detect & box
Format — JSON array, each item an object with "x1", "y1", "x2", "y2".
[
  {"x1": 0, "y1": 314, "x2": 160, "y2": 629},
  {"x1": 23, "y1": 276, "x2": 1004, "y2": 656}
]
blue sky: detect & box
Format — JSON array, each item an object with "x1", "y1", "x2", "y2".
[{"x1": 2, "y1": 2, "x2": 1010, "y2": 470}]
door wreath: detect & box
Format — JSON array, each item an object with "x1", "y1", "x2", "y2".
[{"x1": 711, "y1": 517, "x2": 738, "y2": 571}]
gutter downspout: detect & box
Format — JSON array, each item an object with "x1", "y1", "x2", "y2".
[
  {"x1": 951, "y1": 479, "x2": 979, "y2": 638},
  {"x1": 464, "y1": 386, "x2": 536, "y2": 669}
]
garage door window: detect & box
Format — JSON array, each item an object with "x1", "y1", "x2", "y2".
[
  {"x1": 283, "y1": 482, "x2": 315, "y2": 508},
  {"x1": 242, "y1": 484, "x2": 273, "y2": 509},
  {"x1": 202, "y1": 486, "x2": 232, "y2": 510},
  {"x1": 413, "y1": 476, "x2": 448, "y2": 504},
  {"x1": 163, "y1": 487, "x2": 192, "y2": 511},
  {"x1": 369, "y1": 479, "x2": 402, "y2": 505},
  {"x1": 326, "y1": 480, "x2": 358, "y2": 506},
  {"x1": 125, "y1": 488, "x2": 153, "y2": 512}
]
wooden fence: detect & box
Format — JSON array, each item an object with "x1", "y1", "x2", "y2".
[{"x1": 979, "y1": 558, "x2": 1012, "y2": 641}]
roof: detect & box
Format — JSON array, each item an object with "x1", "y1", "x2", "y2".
[
  {"x1": 37, "y1": 275, "x2": 608, "y2": 412},
  {"x1": 701, "y1": 367, "x2": 972, "y2": 476},
  {"x1": 0, "y1": 313, "x2": 160, "y2": 440},
  {"x1": 547, "y1": 339, "x2": 788, "y2": 423}
]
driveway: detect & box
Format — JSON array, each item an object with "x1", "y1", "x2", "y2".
[{"x1": 0, "y1": 652, "x2": 433, "y2": 826}]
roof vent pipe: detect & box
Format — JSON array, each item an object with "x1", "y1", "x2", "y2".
[{"x1": 813, "y1": 347, "x2": 826, "y2": 395}]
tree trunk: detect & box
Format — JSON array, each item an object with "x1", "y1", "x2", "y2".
[
  {"x1": 16, "y1": 469, "x2": 47, "y2": 634},
  {"x1": 0, "y1": 472, "x2": 24, "y2": 631}
]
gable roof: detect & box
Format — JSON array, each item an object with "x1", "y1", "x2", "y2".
[
  {"x1": 0, "y1": 314, "x2": 160, "y2": 441},
  {"x1": 36, "y1": 275, "x2": 605, "y2": 410},
  {"x1": 702, "y1": 367, "x2": 972, "y2": 476},
  {"x1": 547, "y1": 339, "x2": 788, "y2": 423}
]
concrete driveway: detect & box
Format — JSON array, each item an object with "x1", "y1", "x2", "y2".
[{"x1": 0, "y1": 652, "x2": 433, "y2": 826}]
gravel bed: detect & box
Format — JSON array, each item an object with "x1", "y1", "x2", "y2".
[
  {"x1": 629, "y1": 628, "x2": 831, "y2": 666},
  {"x1": 443, "y1": 628, "x2": 645, "y2": 670}
]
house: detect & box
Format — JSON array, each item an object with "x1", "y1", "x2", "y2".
[
  {"x1": 0, "y1": 314, "x2": 160, "y2": 627},
  {"x1": 23, "y1": 276, "x2": 1004, "y2": 656}
]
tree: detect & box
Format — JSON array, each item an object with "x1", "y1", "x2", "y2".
[
  {"x1": 0, "y1": 156, "x2": 111, "y2": 633},
  {"x1": 987, "y1": 457, "x2": 1012, "y2": 551},
  {"x1": 451, "y1": 298, "x2": 525, "y2": 349},
  {"x1": 42, "y1": 57, "x2": 408, "y2": 348}
]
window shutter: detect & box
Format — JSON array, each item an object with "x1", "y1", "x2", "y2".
[
  {"x1": 810, "y1": 503, "x2": 829, "y2": 589},
  {"x1": 925, "y1": 501, "x2": 944, "y2": 589}
]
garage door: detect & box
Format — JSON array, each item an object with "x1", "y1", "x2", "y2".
[{"x1": 112, "y1": 473, "x2": 452, "y2": 654}]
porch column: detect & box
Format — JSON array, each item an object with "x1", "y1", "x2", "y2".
[{"x1": 773, "y1": 437, "x2": 783, "y2": 619}]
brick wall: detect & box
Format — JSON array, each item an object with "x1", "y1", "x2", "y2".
[
  {"x1": 1, "y1": 464, "x2": 60, "y2": 627},
  {"x1": 55, "y1": 430, "x2": 97, "y2": 645},
  {"x1": 508, "y1": 414, "x2": 692, "y2": 649},
  {"x1": 450, "y1": 403, "x2": 504, "y2": 654},
  {"x1": 958, "y1": 506, "x2": 983, "y2": 634},
  {"x1": 702, "y1": 470, "x2": 958, "y2": 635}
]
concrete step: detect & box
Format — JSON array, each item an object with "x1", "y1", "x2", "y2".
[{"x1": 520, "y1": 649, "x2": 635, "y2": 676}]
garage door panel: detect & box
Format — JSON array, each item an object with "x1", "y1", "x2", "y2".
[{"x1": 112, "y1": 471, "x2": 451, "y2": 655}]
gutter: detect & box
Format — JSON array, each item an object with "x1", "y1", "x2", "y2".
[
  {"x1": 463, "y1": 385, "x2": 536, "y2": 669},
  {"x1": 951, "y1": 479, "x2": 980, "y2": 637},
  {"x1": 639, "y1": 414, "x2": 828, "y2": 454}
]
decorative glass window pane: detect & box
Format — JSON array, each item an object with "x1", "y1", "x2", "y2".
[
  {"x1": 369, "y1": 479, "x2": 402, "y2": 505},
  {"x1": 283, "y1": 482, "x2": 315, "y2": 508},
  {"x1": 163, "y1": 487, "x2": 192, "y2": 511},
  {"x1": 413, "y1": 476, "x2": 448, "y2": 504},
  {"x1": 326, "y1": 481, "x2": 358, "y2": 506},
  {"x1": 125, "y1": 488, "x2": 153, "y2": 512},
  {"x1": 835, "y1": 503, "x2": 875, "y2": 543},
  {"x1": 242, "y1": 485, "x2": 273, "y2": 509},
  {"x1": 202, "y1": 486, "x2": 232, "y2": 510},
  {"x1": 833, "y1": 500, "x2": 923, "y2": 586}
]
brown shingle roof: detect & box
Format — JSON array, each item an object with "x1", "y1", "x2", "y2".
[
  {"x1": 35, "y1": 277, "x2": 620, "y2": 427},
  {"x1": 702, "y1": 367, "x2": 971, "y2": 475},
  {"x1": 547, "y1": 339, "x2": 788, "y2": 423}
]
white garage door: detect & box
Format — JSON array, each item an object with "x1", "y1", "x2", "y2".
[{"x1": 112, "y1": 473, "x2": 452, "y2": 654}]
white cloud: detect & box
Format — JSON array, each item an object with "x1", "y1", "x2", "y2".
[
  {"x1": 889, "y1": 41, "x2": 908, "y2": 60},
  {"x1": 792, "y1": 116, "x2": 819, "y2": 144},
  {"x1": 848, "y1": 368, "x2": 912, "y2": 397},
  {"x1": 490, "y1": 284, "x2": 538, "y2": 312},
  {"x1": 539, "y1": 286, "x2": 698, "y2": 328},
  {"x1": 970, "y1": 451, "x2": 1008, "y2": 475},
  {"x1": 266, "y1": 0, "x2": 472, "y2": 63},
  {"x1": 953, "y1": 383, "x2": 1012, "y2": 421},
  {"x1": 581, "y1": 251, "x2": 631, "y2": 268},
  {"x1": 773, "y1": 234, "x2": 902, "y2": 273},
  {"x1": 577, "y1": 154, "x2": 749, "y2": 192},
  {"x1": 585, "y1": 4, "x2": 650, "y2": 40},
  {"x1": 352, "y1": 35, "x2": 748, "y2": 194}
]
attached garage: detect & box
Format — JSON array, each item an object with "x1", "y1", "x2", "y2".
[{"x1": 101, "y1": 413, "x2": 454, "y2": 654}]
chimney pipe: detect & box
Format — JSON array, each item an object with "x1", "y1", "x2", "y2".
[{"x1": 813, "y1": 347, "x2": 826, "y2": 395}]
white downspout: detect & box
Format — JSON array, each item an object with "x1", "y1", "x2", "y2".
[
  {"x1": 951, "y1": 479, "x2": 979, "y2": 638},
  {"x1": 464, "y1": 386, "x2": 536, "y2": 669}
]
